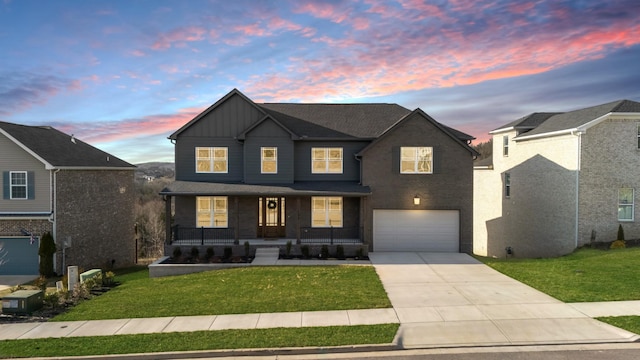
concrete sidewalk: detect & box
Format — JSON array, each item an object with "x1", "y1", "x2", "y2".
[
  {"x1": 0, "y1": 252, "x2": 639, "y2": 349},
  {"x1": 369, "y1": 252, "x2": 639, "y2": 348}
]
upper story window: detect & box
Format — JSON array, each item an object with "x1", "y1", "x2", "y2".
[
  {"x1": 312, "y1": 147, "x2": 343, "y2": 174},
  {"x1": 618, "y1": 188, "x2": 634, "y2": 222},
  {"x1": 400, "y1": 147, "x2": 432, "y2": 174},
  {"x1": 261, "y1": 147, "x2": 277, "y2": 174},
  {"x1": 636, "y1": 124, "x2": 640, "y2": 149},
  {"x1": 196, "y1": 196, "x2": 228, "y2": 228},
  {"x1": 196, "y1": 147, "x2": 227, "y2": 173},
  {"x1": 311, "y1": 196, "x2": 343, "y2": 227},
  {"x1": 503, "y1": 135, "x2": 509, "y2": 156},
  {"x1": 504, "y1": 172, "x2": 511, "y2": 198},
  {"x1": 10, "y1": 171, "x2": 27, "y2": 199}
]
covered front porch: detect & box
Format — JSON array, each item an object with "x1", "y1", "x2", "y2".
[{"x1": 160, "y1": 180, "x2": 370, "y2": 247}]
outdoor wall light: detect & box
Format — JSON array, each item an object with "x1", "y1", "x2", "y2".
[{"x1": 413, "y1": 195, "x2": 420, "y2": 205}]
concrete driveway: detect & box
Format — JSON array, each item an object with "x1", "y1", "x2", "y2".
[
  {"x1": 369, "y1": 252, "x2": 638, "y2": 348},
  {"x1": 0, "y1": 275, "x2": 38, "y2": 292}
]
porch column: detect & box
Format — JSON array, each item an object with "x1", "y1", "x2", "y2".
[
  {"x1": 296, "y1": 197, "x2": 301, "y2": 244},
  {"x1": 164, "y1": 195, "x2": 172, "y2": 245},
  {"x1": 234, "y1": 196, "x2": 240, "y2": 244}
]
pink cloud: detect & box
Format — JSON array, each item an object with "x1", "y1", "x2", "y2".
[{"x1": 151, "y1": 26, "x2": 206, "y2": 50}]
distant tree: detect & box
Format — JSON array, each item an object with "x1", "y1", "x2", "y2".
[
  {"x1": 135, "y1": 178, "x2": 169, "y2": 260},
  {"x1": 473, "y1": 139, "x2": 493, "y2": 162},
  {"x1": 39, "y1": 232, "x2": 56, "y2": 277}
]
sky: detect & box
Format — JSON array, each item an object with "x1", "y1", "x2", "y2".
[{"x1": 1, "y1": 0, "x2": 639, "y2": 164}]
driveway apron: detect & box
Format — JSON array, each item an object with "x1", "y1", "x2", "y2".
[{"x1": 369, "y1": 252, "x2": 639, "y2": 348}]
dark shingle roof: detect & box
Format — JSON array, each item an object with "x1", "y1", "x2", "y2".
[
  {"x1": 160, "y1": 180, "x2": 371, "y2": 196},
  {"x1": 258, "y1": 103, "x2": 413, "y2": 139},
  {"x1": 521, "y1": 100, "x2": 640, "y2": 138},
  {"x1": 0, "y1": 121, "x2": 134, "y2": 169},
  {"x1": 494, "y1": 112, "x2": 561, "y2": 132}
]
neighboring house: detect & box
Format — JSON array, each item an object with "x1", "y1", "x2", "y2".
[
  {"x1": 0, "y1": 121, "x2": 136, "y2": 275},
  {"x1": 474, "y1": 100, "x2": 640, "y2": 258},
  {"x1": 161, "y1": 89, "x2": 478, "y2": 253}
]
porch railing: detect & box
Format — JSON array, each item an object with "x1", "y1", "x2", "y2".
[
  {"x1": 300, "y1": 227, "x2": 362, "y2": 244},
  {"x1": 171, "y1": 225, "x2": 235, "y2": 245}
]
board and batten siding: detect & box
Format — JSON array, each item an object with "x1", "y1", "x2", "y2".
[
  {"x1": 294, "y1": 141, "x2": 368, "y2": 182},
  {"x1": 0, "y1": 134, "x2": 50, "y2": 213},
  {"x1": 178, "y1": 93, "x2": 264, "y2": 138},
  {"x1": 243, "y1": 120, "x2": 294, "y2": 184},
  {"x1": 175, "y1": 137, "x2": 244, "y2": 182}
]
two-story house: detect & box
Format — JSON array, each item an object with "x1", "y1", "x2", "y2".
[
  {"x1": 161, "y1": 89, "x2": 478, "y2": 254},
  {"x1": 474, "y1": 99, "x2": 640, "y2": 258},
  {"x1": 0, "y1": 121, "x2": 136, "y2": 275}
]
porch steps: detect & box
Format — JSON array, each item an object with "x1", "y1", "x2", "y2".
[{"x1": 252, "y1": 247, "x2": 280, "y2": 265}]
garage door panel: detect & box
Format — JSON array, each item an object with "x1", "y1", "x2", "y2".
[
  {"x1": 373, "y1": 210, "x2": 459, "y2": 252},
  {"x1": 0, "y1": 237, "x2": 39, "y2": 275}
]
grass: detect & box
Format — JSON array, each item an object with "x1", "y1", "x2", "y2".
[
  {"x1": 597, "y1": 316, "x2": 640, "y2": 334},
  {"x1": 0, "y1": 324, "x2": 399, "y2": 358},
  {"x1": 477, "y1": 247, "x2": 640, "y2": 302},
  {"x1": 53, "y1": 265, "x2": 391, "y2": 321}
]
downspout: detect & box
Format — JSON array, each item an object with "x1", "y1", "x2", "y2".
[
  {"x1": 49, "y1": 169, "x2": 60, "y2": 273},
  {"x1": 571, "y1": 130, "x2": 584, "y2": 249}
]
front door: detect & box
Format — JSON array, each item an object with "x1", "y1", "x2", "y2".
[{"x1": 258, "y1": 197, "x2": 286, "y2": 238}]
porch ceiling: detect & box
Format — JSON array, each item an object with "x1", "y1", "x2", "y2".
[{"x1": 160, "y1": 180, "x2": 371, "y2": 197}]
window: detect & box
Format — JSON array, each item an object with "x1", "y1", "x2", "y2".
[
  {"x1": 618, "y1": 188, "x2": 634, "y2": 221},
  {"x1": 504, "y1": 173, "x2": 511, "y2": 198},
  {"x1": 637, "y1": 124, "x2": 640, "y2": 149},
  {"x1": 10, "y1": 171, "x2": 27, "y2": 199},
  {"x1": 261, "y1": 147, "x2": 277, "y2": 174},
  {"x1": 400, "y1": 147, "x2": 432, "y2": 174},
  {"x1": 196, "y1": 196, "x2": 228, "y2": 227},
  {"x1": 503, "y1": 135, "x2": 509, "y2": 156},
  {"x1": 196, "y1": 147, "x2": 227, "y2": 173},
  {"x1": 312, "y1": 147, "x2": 343, "y2": 173},
  {"x1": 311, "y1": 197, "x2": 342, "y2": 227}
]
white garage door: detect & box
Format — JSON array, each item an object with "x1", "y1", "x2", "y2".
[{"x1": 373, "y1": 210, "x2": 459, "y2": 252}]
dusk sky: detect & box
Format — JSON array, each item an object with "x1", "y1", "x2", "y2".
[{"x1": 1, "y1": 0, "x2": 639, "y2": 164}]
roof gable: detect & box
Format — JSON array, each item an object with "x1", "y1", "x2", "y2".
[
  {"x1": 0, "y1": 121, "x2": 134, "y2": 169},
  {"x1": 237, "y1": 115, "x2": 299, "y2": 140},
  {"x1": 357, "y1": 108, "x2": 479, "y2": 156}
]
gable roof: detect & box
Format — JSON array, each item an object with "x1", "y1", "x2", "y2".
[
  {"x1": 0, "y1": 121, "x2": 134, "y2": 169},
  {"x1": 491, "y1": 100, "x2": 640, "y2": 141},
  {"x1": 357, "y1": 108, "x2": 479, "y2": 157},
  {"x1": 171, "y1": 88, "x2": 476, "y2": 143}
]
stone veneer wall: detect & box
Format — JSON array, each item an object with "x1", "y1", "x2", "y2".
[
  {"x1": 54, "y1": 169, "x2": 135, "y2": 273},
  {"x1": 0, "y1": 219, "x2": 52, "y2": 238}
]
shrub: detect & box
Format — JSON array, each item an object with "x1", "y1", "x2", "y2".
[
  {"x1": 172, "y1": 247, "x2": 182, "y2": 259},
  {"x1": 320, "y1": 245, "x2": 329, "y2": 259},
  {"x1": 244, "y1": 241, "x2": 250, "y2": 258},
  {"x1": 190, "y1": 247, "x2": 199, "y2": 259},
  {"x1": 39, "y1": 231, "x2": 56, "y2": 277},
  {"x1": 336, "y1": 245, "x2": 345, "y2": 259},
  {"x1": 33, "y1": 275, "x2": 48, "y2": 292},
  {"x1": 355, "y1": 247, "x2": 364, "y2": 259},
  {"x1": 223, "y1": 246, "x2": 233, "y2": 260},
  {"x1": 610, "y1": 240, "x2": 626, "y2": 249},
  {"x1": 285, "y1": 240, "x2": 292, "y2": 257},
  {"x1": 301, "y1": 245, "x2": 310, "y2": 259},
  {"x1": 103, "y1": 271, "x2": 115, "y2": 286},
  {"x1": 205, "y1": 247, "x2": 215, "y2": 260},
  {"x1": 617, "y1": 224, "x2": 625, "y2": 241}
]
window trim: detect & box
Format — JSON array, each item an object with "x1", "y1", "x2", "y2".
[
  {"x1": 195, "y1": 147, "x2": 228, "y2": 174},
  {"x1": 504, "y1": 172, "x2": 511, "y2": 198},
  {"x1": 636, "y1": 123, "x2": 640, "y2": 150},
  {"x1": 196, "y1": 196, "x2": 228, "y2": 228},
  {"x1": 311, "y1": 196, "x2": 343, "y2": 228},
  {"x1": 261, "y1": 147, "x2": 278, "y2": 174},
  {"x1": 618, "y1": 188, "x2": 634, "y2": 222},
  {"x1": 503, "y1": 135, "x2": 509, "y2": 157},
  {"x1": 400, "y1": 146, "x2": 433, "y2": 174},
  {"x1": 311, "y1": 147, "x2": 343, "y2": 174},
  {"x1": 10, "y1": 171, "x2": 28, "y2": 200}
]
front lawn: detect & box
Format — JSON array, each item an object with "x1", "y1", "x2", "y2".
[
  {"x1": 478, "y1": 247, "x2": 640, "y2": 303},
  {"x1": 0, "y1": 324, "x2": 400, "y2": 358},
  {"x1": 54, "y1": 265, "x2": 391, "y2": 321}
]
